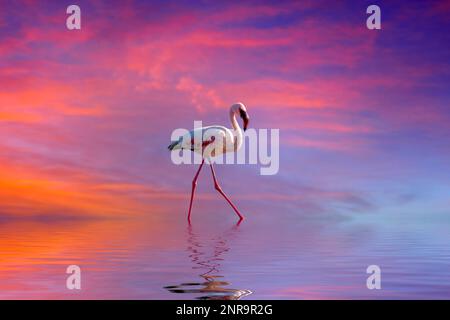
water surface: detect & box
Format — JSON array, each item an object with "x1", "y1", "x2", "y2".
[{"x1": 1, "y1": 210, "x2": 449, "y2": 299}]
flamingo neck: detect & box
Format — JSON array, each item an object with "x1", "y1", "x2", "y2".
[{"x1": 230, "y1": 109, "x2": 243, "y2": 151}]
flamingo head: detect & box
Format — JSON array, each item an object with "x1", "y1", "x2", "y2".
[{"x1": 234, "y1": 102, "x2": 250, "y2": 131}]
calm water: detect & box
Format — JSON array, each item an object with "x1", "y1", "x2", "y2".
[{"x1": 1, "y1": 210, "x2": 449, "y2": 299}]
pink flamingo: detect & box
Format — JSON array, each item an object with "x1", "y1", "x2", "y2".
[{"x1": 168, "y1": 102, "x2": 250, "y2": 223}]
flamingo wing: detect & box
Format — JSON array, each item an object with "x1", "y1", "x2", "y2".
[{"x1": 168, "y1": 126, "x2": 228, "y2": 154}]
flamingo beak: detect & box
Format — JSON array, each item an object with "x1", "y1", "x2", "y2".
[
  {"x1": 239, "y1": 108, "x2": 249, "y2": 131},
  {"x1": 243, "y1": 116, "x2": 249, "y2": 132}
]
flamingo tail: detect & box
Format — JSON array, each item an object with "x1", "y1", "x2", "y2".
[{"x1": 168, "y1": 140, "x2": 182, "y2": 151}]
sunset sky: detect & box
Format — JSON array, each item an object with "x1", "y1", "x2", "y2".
[{"x1": 1, "y1": 0, "x2": 449, "y2": 221}]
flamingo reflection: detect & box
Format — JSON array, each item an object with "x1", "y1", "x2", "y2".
[{"x1": 164, "y1": 223, "x2": 252, "y2": 300}]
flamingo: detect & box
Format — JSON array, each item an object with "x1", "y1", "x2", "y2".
[{"x1": 168, "y1": 102, "x2": 250, "y2": 223}]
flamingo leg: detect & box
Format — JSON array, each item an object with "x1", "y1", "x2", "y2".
[
  {"x1": 188, "y1": 159, "x2": 205, "y2": 223},
  {"x1": 209, "y1": 163, "x2": 244, "y2": 221}
]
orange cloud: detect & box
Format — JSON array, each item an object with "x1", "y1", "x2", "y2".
[
  {"x1": 0, "y1": 111, "x2": 41, "y2": 123},
  {"x1": 0, "y1": 159, "x2": 169, "y2": 218},
  {"x1": 0, "y1": 79, "x2": 107, "y2": 124}
]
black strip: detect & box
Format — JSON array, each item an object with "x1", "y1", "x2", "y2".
[{"x1": 0, "y1": 300, "x2": 446, "y2": 319}]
